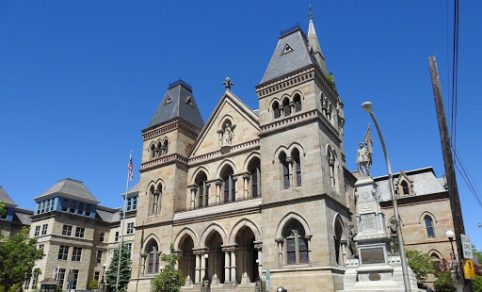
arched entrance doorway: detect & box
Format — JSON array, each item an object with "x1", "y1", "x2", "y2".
[
  {"x1": 205, "y1": 231, "x2": 225, "y2": 283},
  {"x1": 235, "y1": 226, "x2": 258, "y2": 283},
  {"x1": 178, "y1": 235, "x2": 195, "y2": 283}
]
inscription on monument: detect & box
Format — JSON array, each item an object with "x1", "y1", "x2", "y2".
[
  {"x1": 368, "y1": 272, "x2": 381, "y2": 281},
  {"x1": 360, "y1": 247, "x2": 385, "y2": 264},
  {"x1": 361, "y1": 213, "x2": 376, "y2": 231}
]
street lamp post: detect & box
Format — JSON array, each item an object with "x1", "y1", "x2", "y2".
[
  {"x1": 446, "y1": 230, "x2": 460, "y2": 281},
  {"x1": 361, "y1": 101, "x2": 412, "y2": 292}
]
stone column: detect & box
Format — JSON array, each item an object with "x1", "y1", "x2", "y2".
[
  {"x1": 195, "y1": 253, "x2": 201, "y2": 284},
  {"x1": 190, "y1": 187, "x2": 197, "y2": 209},
  {"x1": 286, "y1": 157, "x2": 294, "y2": 187},
  {"x1": 230, "y1": 250, "x2": 237, "y2": 283},
  {"x1": 254, "y1": 242, "x2": 263, "y2": 281},
  {"x1": 224, "y1": 249, "x2": 230, "y2": 283},
  {"x1": 200, "y1": 253, "x2": 206, "y2": 281},
  {"x1": 215, "y1": 180, "x2": 222, "y2": 204},
  {"x1": 242, "y1": 174, "x2": 250, "y2": 199},
  {"x1": 141, "y1": 254, "x2": 147, "y2": 275},
  {"x1": 275, "y1": 238, "x2": 283, "y2": 267}
]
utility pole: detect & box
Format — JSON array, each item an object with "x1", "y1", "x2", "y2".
[{"x1": 428, "y1": 56, "x2": 470, "y2": 291}]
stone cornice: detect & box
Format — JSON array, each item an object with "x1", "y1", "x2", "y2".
[
  {"x1": 188, "y1": 139, "x2": 260, "y2": 167},
  {"x1": 259, "y1": 110, "x2": 341, "y2": 143},
  {"x1": 142, "y1": 118, "x2": 200, "y2": 141},
  {"x1": 256, "y1": 66, "x2": 316, "y2": 98},
  {"x1": 140, "y1": 153, "x2": 189, "y2": 172}
]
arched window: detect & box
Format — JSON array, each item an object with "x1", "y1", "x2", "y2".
[
  {"x1": 150, "y1": 144, "x2": 156, "y2": 159},
  {"x1": 292, "y1": 149, "x2": 301, "y2": 186},
  {"x1": 195, "y1": 172, "x2": 208, "y2": 208},
  {"x1": 424, "y1": 215, "x2": 435, "y2": 238},
  {"x1": 293, "y1": 94, "x2": 302, "y2": 112},
  {"x1": 145, "y1": 240, "x2": 160, "y2": 274},
  {"x1": 248, "y1": 158, "x2": 261, "y2": 198},
  {"x1": 401, "y1": 180, "x2": 410, "y2": 195},
  {"x1": 279, "y1": 152, "x2": 290, "y2": 189},
  {"x1": 162, "y1": 139, "x2": 169, "y2": 155},
  {"x1": 149, "y1": 184, "x2": 162, "y2": 216},
  {"x1": 156, "y1": 141, "x2": 162, "y2": 157},
  {"x1": 272, "y1": 101, "x2": 281, "y2": 119},
  {"x1": 282, "y1": 98, "x2": 291, "y2": 116},
  {"x1": 334, "y1": 218, "x2": 344, "y2": 265},
  {"x1": 282, "y1": 219, "x2": 309, "y2": 265},
  {"x1": 221, "y1": 166, "x2": 235, "y2": 203}
]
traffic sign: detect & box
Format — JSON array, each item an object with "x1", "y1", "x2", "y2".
[
  {"x1": 464, "y1": 259, "x2": 476, "y2": 280},
  {"x1": 461, "y1": 234, "x2": 473, "y2": 259}
]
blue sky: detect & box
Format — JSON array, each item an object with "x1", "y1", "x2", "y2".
[{"x1": 1, "y1": 1, "x2": 481, "y2": 248}]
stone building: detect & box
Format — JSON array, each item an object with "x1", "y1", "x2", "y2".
[
  {"x1": 0, "y1": 16, "x2": 460, "y2": 292},
  {"x1": 376, "y1": 167, "x2": 456, "y2": 287},
  {"x1": 129, "y1": 18, "x2": 355, "y2": 292},
  {"x1": 21, "y1": 178, "x2": 138, "y2": 291},
  {"x1": 0, "y1": 186, "x2": 32, "y2": 238}
]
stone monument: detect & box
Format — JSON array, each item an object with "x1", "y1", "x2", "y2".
[{"x1": 339, "y1": 138, "x2": 420, "y2": 291}]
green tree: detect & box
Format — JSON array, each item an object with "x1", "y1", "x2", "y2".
[
  {"x1": 0, "y1": 202, "x2": 5, "y2": 217},
  {"x1": 0, "y1": 228, "x2": 44, "y2": 292},
  {"x1": 405, "y1": 249, "x2": 435, "y2": 283},
  {"x1": 153, "y1": 244, "x2": 183, "y2": 292},
  {"x1": 105, "y1": 245, "x2": 131, "y2": 292},
  {"x1": 434, "y1": 271, "x2": 455, "y2": 292},
  {"x1": 0, "y1": 202, "x2": 5, "y2": 237},
  {"x1": 87, "y1": 279, "x2": 99, "y2": 289}
]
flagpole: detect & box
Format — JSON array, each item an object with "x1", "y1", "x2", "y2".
[{"x1": 116, "y1": 150, "x2": 132, "y2": 291}]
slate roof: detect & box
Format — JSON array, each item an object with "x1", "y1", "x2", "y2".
[
  {"x1": 14, "y1": 208, "x2": 33, "y2": 225},
  {"x1": 260, "y1": 26, "x2": 318, "y2": 84},
  {"x1": 96, "y1": 206, "x2": 119, "y2": 223},
  {"x1": 374, "y1": 167, "x2": 447, "y2": 202},
  {"x1": 35, "y1": 178, "x2": 99, "y2": 204},
  {"x1": 0, "y1": 186, "x2": 16, "y2": 207},
  {"x1": 147, "y1": 80, "x2": 204, "y2": 129}
]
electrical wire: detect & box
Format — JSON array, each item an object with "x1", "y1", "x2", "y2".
[{"x1": 453, "y1": 149, "x2": 482, "y2": 210}]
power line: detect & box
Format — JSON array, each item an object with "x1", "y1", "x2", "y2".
[{"x1": 452, "y1": 149, "x2": 482, "y2": 210}]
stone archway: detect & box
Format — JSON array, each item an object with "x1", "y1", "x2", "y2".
[
  {"x1": 178, "y1": 235, "x2": 195, "y2": 283},
  {"x1": 235, "y1": 226, "x2": 258, "y2": 284},
  {"x1": 205, "y1": 231, "x2": 225, "y2": 284}
]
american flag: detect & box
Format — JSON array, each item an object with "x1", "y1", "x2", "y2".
[{"x1": 127, "y1": 152, "x2": 134, "y2": 182}]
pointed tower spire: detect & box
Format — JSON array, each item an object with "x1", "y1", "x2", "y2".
[{"x1": 307, "y1": 5, "x2": 329, "y2": 76}]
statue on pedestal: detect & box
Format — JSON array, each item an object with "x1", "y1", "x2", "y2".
[{"x1": 356, "y1": 124, "x2": 373, "y2": 177}]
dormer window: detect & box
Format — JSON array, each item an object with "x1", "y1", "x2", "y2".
[
  {"x1": 165, "y1": 94, "x2": 172, "y2": 104},
  {"x1": 186, "y1": 95, "x2": 193, "y2": 106},
  {"x1": 395, "y1": 172, "x2": 414, "y2": 196},
  {"x1": 283, "y1": 44, "x2": 294, "y2": 54},
  {"x1": 401, "y1": 180, "x2": 409, "y2": 195}
]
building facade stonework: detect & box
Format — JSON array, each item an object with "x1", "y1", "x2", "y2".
[{"x1": 0, "y1": 18, "x2": 459, "y2": 292}]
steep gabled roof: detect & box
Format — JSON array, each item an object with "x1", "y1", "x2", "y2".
[
  {"x1": 0, "y1": 186, "x2": 16, "y2": 207},
  {"x1": 374, "y1": 167, "x2": 447, "y2": 201},
  {"x1": 147, "y1": 80, "x2": 204, "y2": 129},
  {"x1": 260, "y1": 26, "x2": 317, "y2": 84},
  {"x1": 35, "y1": 178, "x2": 99, "y2": 204}
]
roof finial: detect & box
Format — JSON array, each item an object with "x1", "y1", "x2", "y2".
[
  {"x1": 308, "y1": 3, "x2": 314, "y2": 21},
  {"x1": 222, "y1": 76, "x2": 234, "y2": 90}
]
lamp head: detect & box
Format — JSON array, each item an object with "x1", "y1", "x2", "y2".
[
  {"x1": 446, "y1": 230, "x2": 455, "y2": 241},
  {"x1": 361, "y1": 101, "x2": 373, "y2": 113}
]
